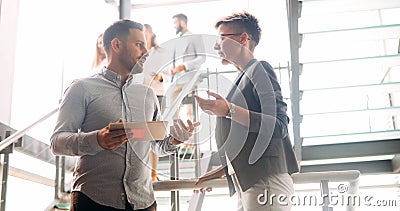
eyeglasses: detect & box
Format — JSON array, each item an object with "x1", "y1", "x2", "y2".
[{"x1": 215, "y1": 32, "x2": 244, "y2": 45}]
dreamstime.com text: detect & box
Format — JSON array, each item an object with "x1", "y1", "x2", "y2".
[{"x1": 257, "y1": 184, "x2": 399, "y2": 207}]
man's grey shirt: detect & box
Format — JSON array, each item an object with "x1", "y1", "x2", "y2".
[{"x1": 50, "y1": 69, "x2": 178, "y2": 209}]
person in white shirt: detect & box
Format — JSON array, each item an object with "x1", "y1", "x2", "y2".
[{"x1": 167, "y1": 13, "x2": 206, "y2": 120}]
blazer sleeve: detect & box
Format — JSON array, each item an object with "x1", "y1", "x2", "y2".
[{"x1": 247, "y1": 62, "x2": 289, "y2": 140}]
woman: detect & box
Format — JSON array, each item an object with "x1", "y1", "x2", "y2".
[{"x1": 91, "y1": 33, "x2": 107, "y2": 74}]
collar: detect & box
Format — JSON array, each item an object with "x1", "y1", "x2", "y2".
[
  {"x1": 230, "y1": 59, "x2": 257, "y2": 88},
  {"x1": 101, "y1": 67, "x2": 133, "y2": 87},
  {"x1": 180, "y1": 31, "x2": 192, "y2": 37},
  {"x1": 242, "y1": 59, "x2": 258, "y2": 73}
]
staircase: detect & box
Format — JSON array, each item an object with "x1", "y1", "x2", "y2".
[
  {"x1": 0, "y1": 121, "x2": 75, "y2": 211},
  {"x1": 288, "y1": 0, "x2": 400, "y2": 174}
]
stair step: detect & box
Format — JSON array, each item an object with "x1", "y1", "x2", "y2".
[
  {"x1": 302, "y1": 130, "x2": 400, "y2": 146},
  {"x1": 301, "y1": 160, "x2": 393, "y2": 173},
  {"x1": 302, "y1": 138, "x2": 400, "y2": 160}
]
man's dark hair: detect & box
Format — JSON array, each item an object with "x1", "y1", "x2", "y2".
[
  {"x1": 215, "y1": 11, "x2": 262, "y2": 48},
  {"x1": 103, "y1": 19, "x2": 143, "y2": 53},
  {"x1": 172, "y1": 13, "x2": 188, "y2": 24}
]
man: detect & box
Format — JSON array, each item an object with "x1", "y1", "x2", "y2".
[
  {"x1": 165, "y1": 13, "x2": 206, "y2": 120},
  {"x1": 194, "y1": 12, "x2": 299, "y2": 210},
  {"x1": 50, "y1": 19, "x2": 198, "y2": 211},
  {"x1": 170, "y1": 13, "x2": 205, "y2": 77}
]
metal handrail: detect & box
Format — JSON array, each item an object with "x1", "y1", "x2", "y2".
[
  {"x1": 153, "y1": 170, "x2": 360, "y2": 211},
  {"x1": 291, "y1": 170, "x2": 360, "y2": 184},
  {"x1": 0, "y1": 108, "x2": 58, "y2": 151},
  {"x1": 153, "y1": 178, "x2": 228, "y2": 192},
  {"x1": 153, "y1": 170, "x2": 360, "y2": 191}
]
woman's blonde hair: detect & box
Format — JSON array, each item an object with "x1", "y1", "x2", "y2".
[{"x1": 92, "y1": 33, "x2": 106, "y2": 68}]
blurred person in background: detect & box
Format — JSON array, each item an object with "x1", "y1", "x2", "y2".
[
  {"x1": 91, "y1": 33, "x2": 107, "y2": 74},
  {"x1": 167, "y1": 13, "x2": 206, "y2": 120},
  {"x1": 143, "y1": 23, "x2": 170, "y2": 181}
]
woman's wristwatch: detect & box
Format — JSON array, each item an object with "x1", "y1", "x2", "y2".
[{"x1": 226, "y1": 103, "x2": 236, "y2": 119}]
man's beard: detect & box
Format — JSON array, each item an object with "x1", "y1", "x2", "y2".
[
  {"x1": 130, "y1": 63, "x2": 143, "y2": 74},
  {"x1": 176, "y1": 24, "x2": 183, "y2": 35}
]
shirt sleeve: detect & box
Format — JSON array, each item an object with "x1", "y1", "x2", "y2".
[
  {"x1": 151, "y1": 136, "x2": 179, "y2": 157},
  {"x1": 50, "y1": 81, "x2": 103, "y2": 156}
]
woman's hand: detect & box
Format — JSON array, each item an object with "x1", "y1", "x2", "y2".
[
  {"x1": 193, "y1": 90, "x2": 230, "y2": 117},
  {"x1": 194, "y1": 165, "x2": 226, "y2": 193}
]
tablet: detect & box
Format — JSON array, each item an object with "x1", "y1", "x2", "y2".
[{"x1": 109, "y1": 121, "x2": 168, "y2": 141}]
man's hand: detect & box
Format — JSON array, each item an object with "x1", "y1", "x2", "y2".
[
  {"x1": 97, "y1": 119, "x2": 131, "y2": 150},
  {"x1": 170, "y1": 64, "x2": 186, "y2": 75},
  {"x1": 193, "y1": 90, "x2": 230, "y2": 117},
  {"x1": 152, "y1": 73, "x2": 163, "y2": 82},
  {"x1": 170, "y1": 119, "x2": 200, "y2": 145}
]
